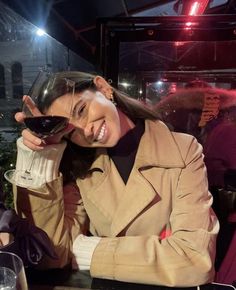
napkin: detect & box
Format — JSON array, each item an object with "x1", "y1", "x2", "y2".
[{"x1": 0, "y1": 202, "x2": 58, "y2": 266}]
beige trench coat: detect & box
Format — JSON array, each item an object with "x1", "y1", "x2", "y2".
[{"x1": 14, "y1": 120, "x2": 219, "y2": 287}]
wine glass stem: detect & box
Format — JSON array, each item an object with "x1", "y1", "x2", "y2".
[{"x1": 25, "y1": 151, "x2": 36, "y2": 174}]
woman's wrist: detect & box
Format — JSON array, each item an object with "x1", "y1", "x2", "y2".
[{"x1": 16, "y1": 137, "x2": 67, "y2": 183}]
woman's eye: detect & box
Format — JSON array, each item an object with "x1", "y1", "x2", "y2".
[{"x1": 78, "y1": 105, "x2": 85, "y2": 116}]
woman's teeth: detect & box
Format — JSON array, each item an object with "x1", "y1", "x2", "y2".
[{"x1": 96, "y1": 123, "x2": 106, "y2": 141}]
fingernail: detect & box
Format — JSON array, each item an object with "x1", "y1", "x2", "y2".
[{"x1": 35, "y1": 138, "x2": 43, "y2": 145}]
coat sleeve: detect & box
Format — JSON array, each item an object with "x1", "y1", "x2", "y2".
[
  {"x1": 14, "y1": 178, "x2": 88, "y2": 268},
  {"x1": 90, "y1": 137, "x2": 219, "y2": 287},
  {"x1": 13, "y1": 138, "x2": 88, "y2": 268}
]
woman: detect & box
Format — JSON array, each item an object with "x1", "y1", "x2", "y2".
[{"x1": 11, "y1": 71, "x2": 218, "y2": 286}]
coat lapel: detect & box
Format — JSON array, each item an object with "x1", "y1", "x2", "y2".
[
  {"x1": 110, "y1": 167, "x2": 157, "y2": 236},
  {"x1": 110, "y1": 121, "x2": 186, "y2": 236},
  {"x1": 77, "y1": 150, "x2": 114, "y2": 222},
  {"x1": 78, "y1": 120, "x2": 186, "y2": 237}
]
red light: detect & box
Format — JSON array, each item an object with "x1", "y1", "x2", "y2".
[
  {"x1": 187, "y1": 0, "x2": 209, "y2": 15},
  {"x1": 174, "y1": 41, "x2": 185, "y2": 47},
  {"x1": 189, "y1": 1, "x2": 199, "y2": 15},
  {"x1": 184, "y1": 22, "x2": 193, "y2": 30},
  {"x1": 174, "y1": 0, "x2": 209, "y2": 15},
  {"x1": 184, "y1": 0, "x2": 209, "y2": 30}
]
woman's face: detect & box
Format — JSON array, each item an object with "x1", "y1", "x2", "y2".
[{"x1": 47, "y1": 90, "x2": 126, "y2": 147}]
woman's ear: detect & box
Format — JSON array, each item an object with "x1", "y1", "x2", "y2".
[{"x1": 93, "y1": 76, "x2": 112, "y2": 99}]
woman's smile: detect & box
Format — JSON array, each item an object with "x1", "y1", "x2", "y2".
[{"x1": 95, "y1": 122, "x2": 106, "y2": 142}]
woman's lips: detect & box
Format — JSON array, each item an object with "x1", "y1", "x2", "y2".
[{"x1": 66, "y1": 122, "x2": 108, "y2": 145}]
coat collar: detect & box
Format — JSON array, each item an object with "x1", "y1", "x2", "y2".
[
  {"x1": 90, "y1": 120, "x2": 185, "y2": 171},
  {"x1": 136, "y1": 120, "x2": 185, "y2": 168}
]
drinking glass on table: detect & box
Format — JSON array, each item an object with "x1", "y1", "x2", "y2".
[
  {"x1": 0, "y1": 252, "x2": 28, "y2": 290},
  {"x1": 4, "y1": 71, "x2": 75, "y2": 189}
]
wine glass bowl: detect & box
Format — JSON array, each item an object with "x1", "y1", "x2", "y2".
[
  {"x1": 22, "y1": 71, "x2": 74, "y2": 138},
  {"x1": 0, "y1": 252, "x2": 28, "y2": 290},
  {"x1": 0, "y1": 266, "x2": 17, "y2": 290},
  {"x1": 24, "y1": 115, "x2": 69, "y2": 138},
  {"x1": 4, "y1": 70, "x2": 75, "y2": 189}
]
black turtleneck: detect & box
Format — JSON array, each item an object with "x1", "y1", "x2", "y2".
[{"x1": 107, "y1": 120, "x2": 145, "y2": 184}]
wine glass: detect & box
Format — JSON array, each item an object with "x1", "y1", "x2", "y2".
[
  {"x1": 4, "y1": 70, "x2": 75, "y2": 189},
  {"x1": 0, "y1": 267, "x2": 16, "y2": 290},
  {"x1": 0, "y1": 252, "x2": 28, "y2": 290}
]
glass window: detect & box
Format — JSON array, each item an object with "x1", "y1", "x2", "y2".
[
  {"x1": 0, "y1": 0, "x2": 94, "y2": 133},
  {"x1": 209, "y1": 0, "x2": 228, "y2": 8},
  {"x1": 0, "y1": 64, "x2": 5, "y2": 99},
  {"x1": 118, "y1": 40, "x2": 236, "y2": 106},
  {"x1": 11, "y1": 62, "x2": 23, "y2": 99},
  {"x1": 0, "y1": 0, "x2": 95, "y2": 204}
]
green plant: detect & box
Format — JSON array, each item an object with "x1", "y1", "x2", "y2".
[{"x1": 0, "y1": 131, "x2": 19, "y2": 208}]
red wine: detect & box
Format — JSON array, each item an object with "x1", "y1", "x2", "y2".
[{"x1": 24, "y1": 116, "x2": 69, "y2": 137}]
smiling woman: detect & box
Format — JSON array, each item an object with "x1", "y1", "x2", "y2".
[
  {"x1": 10, "y1": 70, "x2": 219, "y2": 287},
  {"x1": 48, "y1": 88, "x2": 122, "y2": 148}
]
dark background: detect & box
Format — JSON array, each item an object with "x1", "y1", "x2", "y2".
[{"x1": 2, "y1": 0, "x2": 236, "y2": 65}]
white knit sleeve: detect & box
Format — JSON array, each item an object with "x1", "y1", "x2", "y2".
[
  {"x1": 16, "y1": 137, "x2": 67, "y2": 184},
  {"x1": 72, "y1": 234, "x2": 101, "y2": 271}
]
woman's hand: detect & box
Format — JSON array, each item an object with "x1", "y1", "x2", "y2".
[
  {"x1": 15, "y1": 95, "x2": 74, "y2": 151},
  {"x1": 0, "y1": 232, "x2": 13, "y2": 247}
]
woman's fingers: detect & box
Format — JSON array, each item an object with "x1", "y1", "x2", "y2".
[
  {"x1": 22, "y1": 129, "x2": 45, "y2": 150},
  {"x1": 15, "y1": 95, "x2": 42, "y2": 123},
  {"x1": 23, "y1": 95, "x2": 42, "y2": 116},
  {"x1": 0, "y1": 232, "x2": 13, "y2": 246},
  {"x1": 20, "y1": 124, "x2": 74, "y2": 149},
  {"x1": 16, "y1": 95, "x2": 76, "y2": 149},
  {"x1": 15, "y1": 112, "x2": 26, "y2": 123}
]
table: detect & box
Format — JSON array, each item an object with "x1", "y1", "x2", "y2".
[{"x1": 26, "y1": 268, "x2": 236, "y2": 290}]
